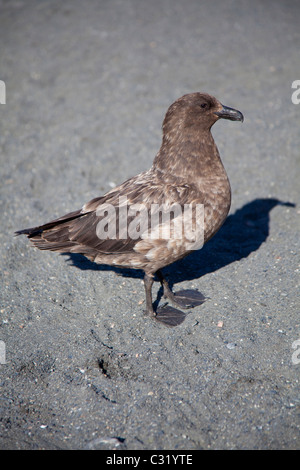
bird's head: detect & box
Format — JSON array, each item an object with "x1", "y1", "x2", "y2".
[{"x1": 162, "y1": 92, "x2": 243, "y2": 136}]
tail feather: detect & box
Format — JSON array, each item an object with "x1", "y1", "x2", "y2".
[
  {"x1": 15, "y1": 209, "x2": 99, "y2": 261},
  {"x1": 15, "y1": 210, "x2": 84, "y2": 238},
  {"x1": 14, "y1": 209, "x2": 96, "y2": 257}
]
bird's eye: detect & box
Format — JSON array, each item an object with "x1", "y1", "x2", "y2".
[{"x1": 200, "y1": 103, "x2": 208, "y2": 109}]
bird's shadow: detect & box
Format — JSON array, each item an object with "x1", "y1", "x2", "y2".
[{"x1": 62, "y1": 198, "x2": 295, "y2": 298}]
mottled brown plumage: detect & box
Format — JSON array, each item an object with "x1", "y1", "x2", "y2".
[{"x1": 16, "y1": 93, "x2": 243, "y2": 326}]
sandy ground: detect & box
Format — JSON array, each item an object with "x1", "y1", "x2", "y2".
[{"x1": 0, "y1": 0, "x2": 299, "y2": 450}]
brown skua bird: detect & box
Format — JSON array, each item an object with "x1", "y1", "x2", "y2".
[{"x1": 16, "y1": 93, "x2": 243, "y2": 326}]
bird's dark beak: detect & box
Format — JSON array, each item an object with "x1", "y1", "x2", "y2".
[{"x1": 214, "y1": 104, "x2": 244, "y2": 122}]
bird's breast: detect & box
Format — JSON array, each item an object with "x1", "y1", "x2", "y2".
[{"x1": 198, "y1": 174, "x2": 231, "y2": 242}]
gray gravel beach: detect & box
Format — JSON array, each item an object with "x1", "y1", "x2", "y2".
[{"x1": 0, "y1": 0, "x2": 299, "y2": 450}]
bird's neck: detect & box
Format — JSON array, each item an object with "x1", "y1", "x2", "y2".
[{"x1": 153, "y1": 129, "x2": 227, "y2": 180}]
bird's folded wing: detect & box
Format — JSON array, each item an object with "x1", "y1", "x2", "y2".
[{"x1": 16, "y1": 171, "x2": 202, "y2": 257}]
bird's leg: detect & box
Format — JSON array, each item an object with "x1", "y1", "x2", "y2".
[
  {"x1": 143, "y1": 272, "x2": 186, "y2": 327},
  {"x1": 143, "y1": 273, "x2": 156, "y2": 318},
  {"x1": 156, "y1": 269, "x2": 206, "y2": 309},
  {"x1": 156, "y1": 270, "x2": 178, "y2": 303}
]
